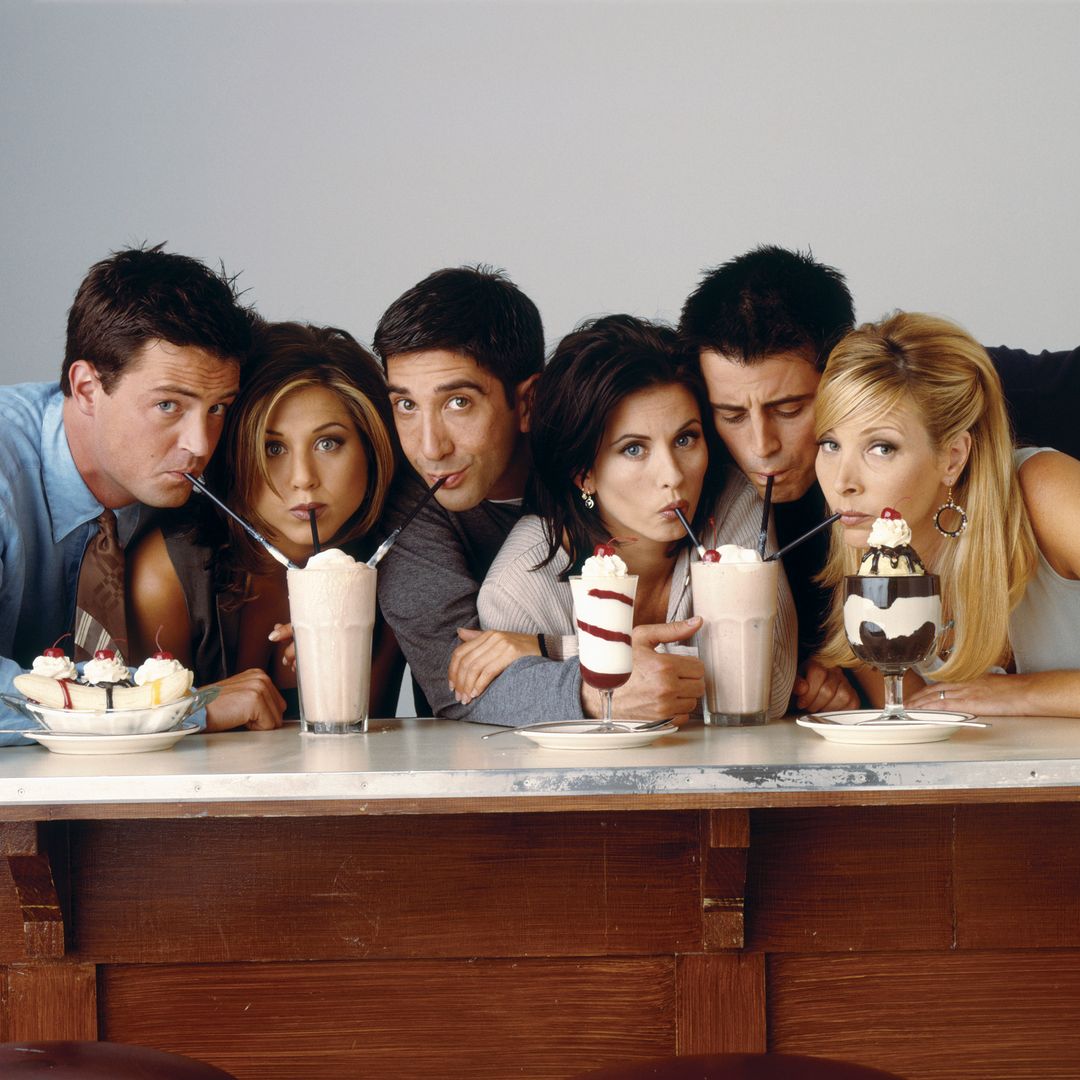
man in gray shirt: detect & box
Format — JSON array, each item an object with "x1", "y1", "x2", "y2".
[{"x1": 374, "y1": 266, "x2": 702, "y2": 725}]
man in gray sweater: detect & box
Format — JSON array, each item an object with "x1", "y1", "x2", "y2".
[{"x1": 374, "y1": 266, "x2": 702, "y2": 725}]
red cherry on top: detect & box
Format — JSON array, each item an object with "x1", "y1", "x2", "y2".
[
  {"x1": 593, "y1": 542, "x2": 617, "y2": 558},
  {"x1": 43, "y1": 634, "x2": 71, "y2": 658},
  {"x1": 702, "y1": 549, "x2": 721, "y2": 563},
  {"x1": 880, "y1": 507, "x2": 902, "y2": 520},
  {"x1": 93, "y1": 649, "x2": 115, "y2": 661},
  {"x1": 152, "y1": 649, "x2": 175, "y2": 661}
]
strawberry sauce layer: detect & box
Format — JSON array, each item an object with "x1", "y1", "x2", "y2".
[
  {"x1": 587, "y1": 588, "x2": 633, "y2": 606},
  {"x1": 576, "y1": 619, "x2": 633, "y2": 646}
]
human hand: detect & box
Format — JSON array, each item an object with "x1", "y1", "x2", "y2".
[
  {"x1": 793, "y1": 660, "x2": 860, "y2": 713},
  {"x1": 449, "y1": 628, "x2": 542, "y2": 704},
  {"x1": 906, "y1": 673, "x2": 1031, "y2": 716},
  {"x1": 204, "y1": 669, "x2": 287, "y2": 731},
  {"x1": 268, "y1": 623, "x2": 296, "y2": 669},
  {"x1": 582, "y1": 617, "x2": 705, "y2": 721}
]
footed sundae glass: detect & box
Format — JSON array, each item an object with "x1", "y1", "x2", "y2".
[
  {"x1": 570, "y1": 573, "x2": 639, "y2": 731},
  {"x1": 843, "y1": 573, "x2": 942, "y2": 722}
]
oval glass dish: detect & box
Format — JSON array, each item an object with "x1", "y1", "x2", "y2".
[{"x1": 1, "y1": 687, "x2": 217, "y2": 736}]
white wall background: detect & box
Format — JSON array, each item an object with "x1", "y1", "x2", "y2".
[{"x1": 2, "y1": 0, "x2": 1078, "y2": 386}]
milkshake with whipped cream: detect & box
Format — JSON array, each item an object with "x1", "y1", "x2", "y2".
[
  {"x1": 691, "y1": 544, "x2": 779, "y2": 725},
  {"x1": 570, "y1": 545, "x2": 639, "y2": 726},
  {"x1": 287, "y1": 548, "x2": 377, "y2": 733}
]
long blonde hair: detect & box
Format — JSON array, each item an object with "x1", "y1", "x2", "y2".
[{"x1": 814, "y1": 312, "x2": 1037, "y2": 682}]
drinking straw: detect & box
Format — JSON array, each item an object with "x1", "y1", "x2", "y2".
[
  {"x1": 765, "y1": 512, "x2": 842, "y2": 562},
  {"x1": 366, "y1": 476, "x2": 448, "y2": 568},
  {"x1": 673, "y1": 507, "x2": 707, "y2": 558},
  {"x1": 308, "y1": 509, "x2": 321, "y2": 555},
  {"x1": 757, "y1": 475, "x2": 774, "y2": 559},
  {"x1": 183, "y1": 472, "x2": 300, "y2": 569}
]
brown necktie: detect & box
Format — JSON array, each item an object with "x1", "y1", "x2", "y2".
[{"x1": 74, "y1": 509, "x2": 128, "y2": 664}]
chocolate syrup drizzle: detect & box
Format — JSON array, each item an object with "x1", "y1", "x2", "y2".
[{"x1": 862, "y1": 544, "x2": 925, "y2": 575}]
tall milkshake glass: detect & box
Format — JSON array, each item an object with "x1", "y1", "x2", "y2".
[
  {"x1": 570, "y1": 571, "x2": 639, "y2": 730},
  {"x1": 691, "y1": 552, "x2": 778, "y2": 725},
  {"x1": 287, "y1": 549, "x2": 376, "y2": 734}
]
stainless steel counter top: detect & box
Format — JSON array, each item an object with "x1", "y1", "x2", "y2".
[{"x1": 3, "y1": 714, "x2": 1080, "y2": 818}]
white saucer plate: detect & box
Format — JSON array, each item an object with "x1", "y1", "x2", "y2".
[
  {"x1": 796, "y1": 709, "x2": 978, "y2": 745},
  {"x1": 515, "y1": 720, "x2": 678, "y2": 750},
  {"x1": 23, "y1": 720, "x2": 201, "y2": 756}
]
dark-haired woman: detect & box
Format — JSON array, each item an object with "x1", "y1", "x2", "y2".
[
  {"x1": 464, "y1": 314, "x2": 796, "y2": 722},
  {"x1": 126, "y1": 322, "x2": 402, "y2": 729}
]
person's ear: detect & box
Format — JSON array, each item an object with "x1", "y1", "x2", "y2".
[
  {"x1": 942, "y1": 430, "x2": 973, "y2": 486},
  {"x1": 67, "y1": 360, "x2": 103, "y2": 417},
  {"x1": 514, "y1": 373, "x2": 540, "y2": 433}
]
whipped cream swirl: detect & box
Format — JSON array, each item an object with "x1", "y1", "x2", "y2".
[{"x1": 31, "y1": 653, "x2": 78, "y2": 680}]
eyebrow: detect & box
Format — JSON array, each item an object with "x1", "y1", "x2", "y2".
[
  {"x1": 711, "y1": 393, "x2": 815, "y2": 411},
  {"x1": 386, "y1": 379, "x2": 489, "y2": 396},
  {"x1": 149, "y1": 384, "x2": 238, "y2": 401},
  {"x1": 265, "y1": 421, "x2": 350, "y2": 436},
  {"x1": 611, "y1": 418, "x2": 702, "y2": 443}
]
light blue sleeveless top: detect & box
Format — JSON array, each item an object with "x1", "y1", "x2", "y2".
[{"x1": 1008, "y1": 447, "x2": 1080, "y2": 673}]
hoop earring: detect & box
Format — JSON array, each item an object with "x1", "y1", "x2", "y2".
[
  {"x1": 581, "y1": 488, "x2": 595, "y2": 510},
  {"x1": 934, "y1": 486, "x2": 968, "y2": 538}
]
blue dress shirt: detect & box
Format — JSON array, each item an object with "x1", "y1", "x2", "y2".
[{"x1": 0, "y1": 383, "x2": 142, "y2": 743}]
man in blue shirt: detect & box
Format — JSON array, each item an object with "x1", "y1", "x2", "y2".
[{"x1": 0, "y1": 245, "x2": 286, "y2": 742}]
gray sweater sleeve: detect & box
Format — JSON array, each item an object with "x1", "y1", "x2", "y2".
[{"x1": 376, "y1": 497, "x2": 584, "y2": 726}]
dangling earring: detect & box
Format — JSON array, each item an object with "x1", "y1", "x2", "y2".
[
  {"x1": 581, "y1": 488, "x2": 595, "y2": 510},
  {"x1": 934, "y1": 485, "x2": 968, "y2": 538}
]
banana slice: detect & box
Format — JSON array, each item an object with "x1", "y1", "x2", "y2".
[{"x1": 14, "y1": 669, "x2": 194, "y2": 712}]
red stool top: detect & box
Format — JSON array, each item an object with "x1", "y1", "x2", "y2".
[
  {"x1": 0, "y1": 1042, "x2": 236, "y2": 1079},
  {"x1": 575, "y1": 1052, "x2": 906, "y2": 1080}
]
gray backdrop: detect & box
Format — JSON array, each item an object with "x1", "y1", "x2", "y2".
[{"x1": 2, "y1": 0, "x2": 1078, "y2": 384}]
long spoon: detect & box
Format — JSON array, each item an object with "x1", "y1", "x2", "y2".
[
  {"x1": 184, "y1": 472, "x2": 299, "y2": 569},
  {"x1": 366, "y1": 476, "x2": 448, "y2": 568},
  {"x1": 481, "y1": 717, "x2": 674, "y2": 739},
  {"x1": 804, "y1": 713, "x2": 989, "y2": 729}
]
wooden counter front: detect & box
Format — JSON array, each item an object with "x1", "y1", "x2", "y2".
[{"x1": 2, "y1": 718, "x2": 1080, "y2": 1078}]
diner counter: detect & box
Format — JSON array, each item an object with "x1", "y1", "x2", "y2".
[
  {"x1": 1, "y1": 714, "x2": 1080, "y2": 818},
  {"x1": 4, "y1": 715, "x2": 1080, "y2": 1077}
]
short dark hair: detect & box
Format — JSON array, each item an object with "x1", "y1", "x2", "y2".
[
  {"x1": 373, "y1": 265, "x2": 544, "y2": 402},
  {"x1": 679, "y1": 245, "x2": 855, "y2": 371},
  {"x1": 62, "y1": 243, "x2": 257, "y2": 395},
  {"x1": 528, "y1": 314, "x2": 725, "y2": 581}
]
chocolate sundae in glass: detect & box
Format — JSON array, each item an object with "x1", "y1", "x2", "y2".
[{"x1": 843, "y1": 509, "x2": 942, "y2": 722}]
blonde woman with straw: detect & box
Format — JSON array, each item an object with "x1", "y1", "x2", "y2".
[{"x1": 813, "y1": 311, "x2": 1080, "y2": 717}]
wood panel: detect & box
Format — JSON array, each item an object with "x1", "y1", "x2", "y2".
[
  {"x1": 701, "y1": 809, "x2": 750, "y2": 951},
  {"x1": 746, "y1": 807, "x2": 954, "y2": 951},
  {"x1": 69, "y1": 813, "x2": 703, "y2": 963},
  {"x1": 955, "y1": 803, "x2": 1080, "y2": 948},
  {"x1": 101, "y1": 957, "x2": 675, "y2": 1080},
  {"x1": 0, "y1": 860, "x2": 28, "y2": 963},
  {"x1": 676, "y1": 953, "x2": 764, "y2": 1055},
  {"x1": 768, "y1": 951, "x2": 1080, "y2": 1079},
  {"x1": 1, "y1": 963, "x2": 96, "y2": 1041},
  {"x1": 0, "y1": 821, "x2": 67, "y2": 962}
]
